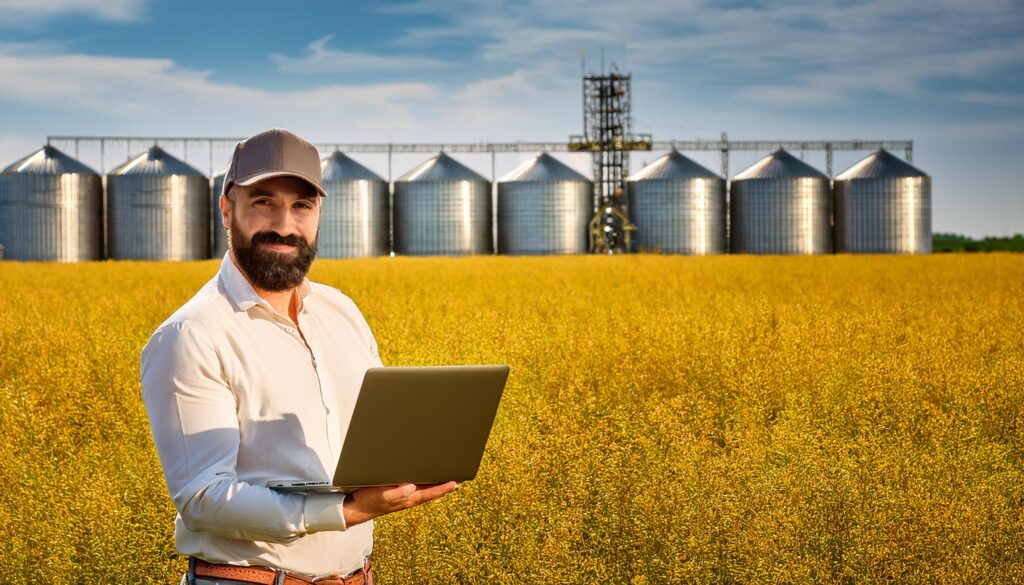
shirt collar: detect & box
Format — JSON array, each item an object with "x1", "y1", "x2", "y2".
[{"x1": 218, "y1": 251, "x2": 313, "y2": 314}]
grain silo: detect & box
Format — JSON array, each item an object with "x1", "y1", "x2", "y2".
[
  {"x1": 318, "y1": 151, "x2": 390, "y2": 258},
  {"x1": 730, "y1": 148, "x2": 832, "y2": 254},
  {"x1": 834, "y1": 149, "x2": 931, "y2": 254},
  {"x1": 106, "y1": 146, "x2": 210, "y2": 260},
  {"x1": 497, "y1": 153, "x2": 591, "y2": 255},
  {"x1": 627, "y1": 150, "x2": 726, "y2": 255},
  {"x1": 0, "y1": 145, "x2": 102, "y2": 262},
  {"x1": 211, "y1": 170, "x2": 227, "y2": 258},
  {"x1": 393, "y1": 152, "x2": 492, "y2": 256}
]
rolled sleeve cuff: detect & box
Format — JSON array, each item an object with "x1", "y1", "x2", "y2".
[{"x1": 303, "y1": 492, "x2": 347, "y2": 533}]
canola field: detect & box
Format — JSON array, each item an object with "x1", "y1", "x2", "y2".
[{"x1": 0, "y1": 254, "x2": 1022, "y2": 583}]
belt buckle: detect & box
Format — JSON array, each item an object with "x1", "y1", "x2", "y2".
[{"x1": 309, "y1": 571, "x2": 350, "y2": 585}]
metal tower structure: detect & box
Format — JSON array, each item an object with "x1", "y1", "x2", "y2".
[{"x1": 568, "y1": 65, "x2": 652, "y2": 253}]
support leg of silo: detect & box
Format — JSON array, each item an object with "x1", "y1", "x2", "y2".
[
  {"x1": 387, "y1": 144, "x2": 394, "y2": 256},
  {"x1": 721, "y1": 141, "x2": 730, "y2": 254},
  {"x1": 491, "y1": 150, "x2": 497, "y2": 254}
]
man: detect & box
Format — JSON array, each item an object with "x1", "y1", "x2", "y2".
[{"x1": 141, "y1": 129, "x2": 457, "y2": 585}]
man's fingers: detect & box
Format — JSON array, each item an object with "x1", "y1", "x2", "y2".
[
  {"x1": 410, "y1": 481, "x2": 459, "y2": 504},
  {"x1": 359, "y1": 481, "x2": 459, "y2": 514}
]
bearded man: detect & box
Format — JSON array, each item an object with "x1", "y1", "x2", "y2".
[{"x1": 141, "y1": 129, "x2": 457, "y2": 585}]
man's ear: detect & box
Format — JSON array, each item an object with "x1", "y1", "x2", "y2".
[{"x1": 219, "y1": 193, "x2": 232, "y2": 228}]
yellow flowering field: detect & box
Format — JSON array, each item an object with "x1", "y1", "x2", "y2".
[{"x1": 1, "y1": 254, "x2": 1022, "y2": 583}]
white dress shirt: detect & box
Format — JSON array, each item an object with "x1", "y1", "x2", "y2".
[{"x1": 141, "y1": 253, "x2": 381, "y2": 577}]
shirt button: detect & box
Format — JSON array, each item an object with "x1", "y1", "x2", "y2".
[{"x1": 284, "y1": 326, "x2": 294, "y2": 334}]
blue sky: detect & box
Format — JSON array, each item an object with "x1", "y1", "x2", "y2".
[{"x1": 0, "y1": 0, "x2": 1021, "y2": 236}]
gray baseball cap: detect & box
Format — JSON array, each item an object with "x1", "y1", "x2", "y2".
[{"x1": 223, "y1": 128, "x2": 327, "y2": 198}]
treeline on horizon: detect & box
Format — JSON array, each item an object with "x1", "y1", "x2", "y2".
[{"x1": 933, "y1": 233, "x2": 1024, "y2": 253}]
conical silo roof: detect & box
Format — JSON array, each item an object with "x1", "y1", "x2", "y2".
[
  {"x1": 499, "y1": 152, "x2": 589, "y2": 182},
  {"x1": 322, "y1": 151, "x2": 384, "y2": 181},
  {"x1": 732, "y1": 148, "x2": 827, "y2": 180},
  {"x1": 2, "y1": 145, "x2": 97, "y2": 176},
  {"x1": 629, "y1": 150, "x2": 720, "y2": 181},
  {"x1": 835, "y1": 148, "x2": 928, "y2": 180},
  {"x1": 397, "y1": 152, "x2": 488, "y2": 182},
  {"x1": 109, "y1": 145, "x2": 205, "y2": 177}
]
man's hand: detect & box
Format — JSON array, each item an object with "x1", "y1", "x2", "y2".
[{"x1": 342, "y1": 482, "x2": 459, "y2": 528}]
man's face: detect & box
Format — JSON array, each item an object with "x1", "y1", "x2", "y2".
[{"x1": 221, "y1": 176, "x2": 321, "y2": 292}]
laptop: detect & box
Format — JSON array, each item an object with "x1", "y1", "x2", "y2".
[{"x1": 268, "y1": 364, "x2": 509, "y2": 494}]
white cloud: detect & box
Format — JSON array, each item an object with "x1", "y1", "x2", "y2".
[
  {"x1": 736, "y1": 36, "x2": 1024, "y2": 105},
  {"x1": 442, "y1": 59, "x2": 581, "y2": 140},
  {"x1": 0, "y1": 43, "x2": 444, "y2": 142},
  {"x1": 476, "y1": 24, "x2": 604, "y2": 63},
  {"x1": 0, "y1": 41, "x2": 583, "y2": 145},
  {"x1": 388, "y1": 0, "x2": 1024, "y2": 106},
  {"x1": 269, "y1": 35, "x2": 447, "y2": 73},
  {"x1": 954, "y1": 91, "x2": 1024, "y2": 107},
  {"x1": 0, "y1": 0, "x2": 146, "y2": 23}
]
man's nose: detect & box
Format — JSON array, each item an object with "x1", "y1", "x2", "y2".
[{"x1": 267, "y1": 205, "x2": 299, "y2": 232}]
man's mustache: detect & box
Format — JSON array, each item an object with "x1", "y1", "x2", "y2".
[{"x1": 251, "y1": 231, "x2": 308, "y2": 248}]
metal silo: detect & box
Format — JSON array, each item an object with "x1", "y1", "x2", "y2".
[
  {"x1": 730, "y1": 148, "x2": 832, "y2": 254},
  {"x1": 497, "y1": 153, "x2": 591, "y2": 255},
  {"x1": 393, "y1": 152, "x2": 492, "y2": 256},
  {"x1": 627, "y1": 150, "x2": 726, "y2": 255},
  {"x1": 319, "y1": 151, "x2": 390, "y2": 258},
  {"x1": 0, "y1": 145, "x2": 102, "y2": 262},
  {"x1": 834, "y1": 149, "x2": 931, "y2": 254},
  {"x1": 106, "y1": 146, "x2": 210, "y2": 260},
  {"x1": 211, "y1": 170, "x2": 227, "y2": 258}
]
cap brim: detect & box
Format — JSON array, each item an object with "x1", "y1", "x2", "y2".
[{"x1": 236, "y1": 171, "x2": 327, "y2": 197}]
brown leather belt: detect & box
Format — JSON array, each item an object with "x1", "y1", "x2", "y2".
[{"x1": 191, "y1": 558, "x2": 372, "y2": 585}]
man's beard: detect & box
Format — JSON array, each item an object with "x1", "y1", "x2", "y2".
[{"x1": 230, "y1": 216, "x2": 318, "y2": 292}]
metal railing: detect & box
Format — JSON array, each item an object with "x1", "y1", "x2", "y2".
[{"x1": 47, "y1": 135, "x2": 913, "y2": 180}]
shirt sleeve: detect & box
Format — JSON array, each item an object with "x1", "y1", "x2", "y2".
[{"x1": 140, "y1": 319, "x2": 347, "y2": 543}]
